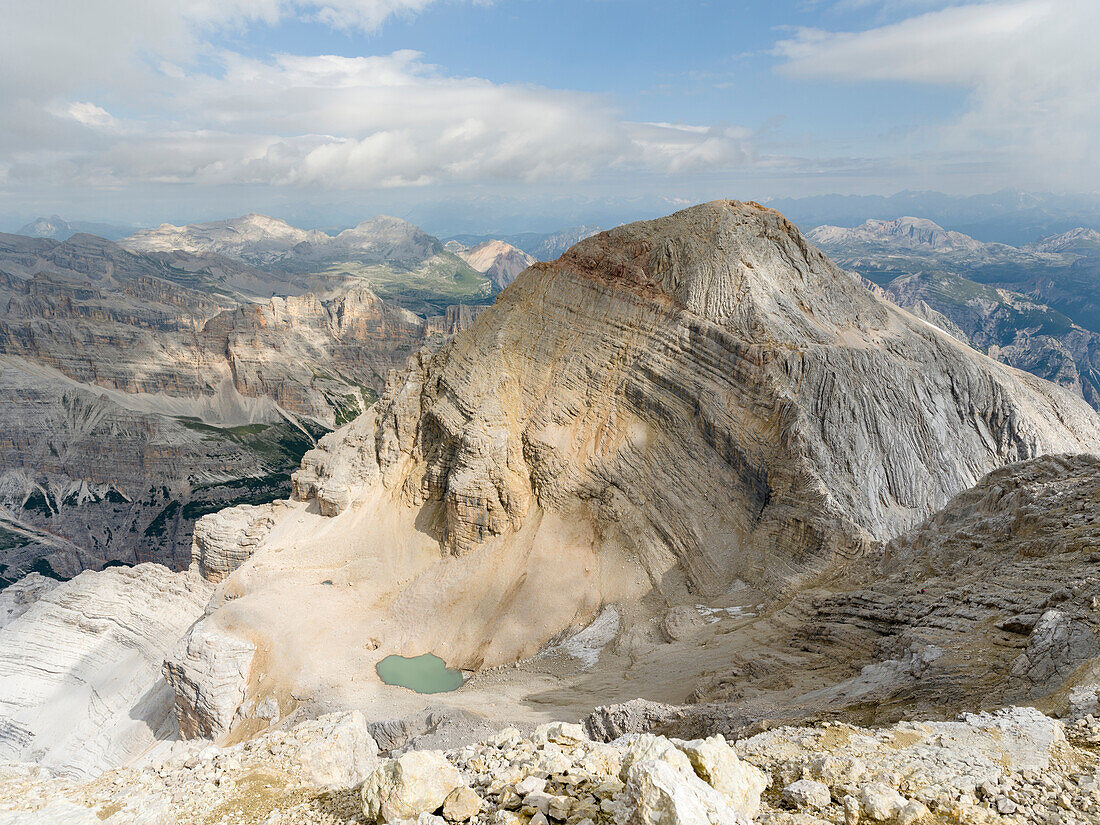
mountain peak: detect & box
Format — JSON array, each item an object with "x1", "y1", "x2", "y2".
[
  {"x1": 808, "y1": 215, "x2": 987, "y2": 252},
  {"x1": 1029, "y1": 226, "x2": 1100, "y2": 253},
  {"x1": 557, "y1": 199, "x2": 878, "y2": 334},
  {"x1": 455, "y1": 239, "x2": 536, "y2": 289}
]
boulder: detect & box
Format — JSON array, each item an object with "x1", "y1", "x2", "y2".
[
  {"x1": 442, "y1": 786, "x2": 482, "y2": 822},
  {"x1": 625, "y1": 759, "x2": 751, "y2": 825},
  {"x1": 162, "y1": 619, "x2": 256, "y2": 739},
  {"x1": 859, "y1": 783, "x2": 908, "y2": 821},
  {"x1": 676, "y1": 735, "x2": 768, "y2": 818},
  {"x1": 287, "y1": 710, "x2": 380, "y2": 789},
  {"x1": 362, "y1": 750, "x2": 466, "y2": 823},
  {"x1": 618, "y1": 734, "x2": 694, "y2": 781},
  {"x1": 783, "y1": 779, "x2": 831, "y2": 809}
]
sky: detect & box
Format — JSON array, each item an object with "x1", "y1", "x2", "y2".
[{"x1": 0, "y1": 0, "x2": 1097, "y2": 233}]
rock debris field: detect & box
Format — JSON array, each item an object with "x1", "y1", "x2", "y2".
[{"x1": 2, "y1": 705, "x2": 1100, "y2": 824}]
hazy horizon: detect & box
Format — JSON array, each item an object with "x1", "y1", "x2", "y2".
[{"x1": 3, "y1": 1, "x2": 1097, "y2": 234}]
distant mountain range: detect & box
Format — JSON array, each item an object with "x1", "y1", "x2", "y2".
[
  {"x1": 0, "y1": 223, "x2": 493, "y2": 586},
  {"x1": 446, "y1": 225, "x2": 603, "y2": 261},
  {"x1": 122, "y1": 214, "x2": 491, "y2": 316},
  {"x1": 810, "y1": 217, "x2": 1100, "y2": 408},
  {"x1": 444, "y1": 239, "x2": 536, "y2": 290},
  {"x1": 18, "y1": 216, "x2": 136, "y2": 242},
  {"x1": 771, "y1": 190, "x2": 1100, "y2": 246}
]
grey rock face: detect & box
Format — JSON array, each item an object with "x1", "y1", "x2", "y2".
[
  {"x1": 674, "y1": 453, "x2": 1100, "y2": 725},
  {"x1": 162, "y1": 621, "x2": 257, "y2": 739},
  {"x1": 814, "y1": 217, "x2": 1100, "y2": 407},
  {"x1": 1010, "y1": 609, "x2": 1098, "y2": 693},
  {"x1": 190, "y1": 503, "x2": 277, "y2": 583}
]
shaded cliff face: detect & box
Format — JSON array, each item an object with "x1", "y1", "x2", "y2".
[
  {"x1": 296, "y1": 200, "x2": 1100, "y2": 596},
  {"x1": 873, "y1": 271, "x2": 1100, "y2": 410},
  {"x1": 812, "y1": 218, "x2": 1100, "y2": 405}
]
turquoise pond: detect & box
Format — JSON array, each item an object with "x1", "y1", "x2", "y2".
[{"x1": 375, "y1": 653, "x2": 464, "y2": 694}]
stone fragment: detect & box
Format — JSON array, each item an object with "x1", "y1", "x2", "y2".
[
  {"x1": 290, "y1": 711, "x2": 379, "y2": 789},
  {"x1": 515, "y1": 776, "x2": 547, "y2": 796},
  {"x1": 896, "y1": 799, "x2": 930, "y2": 824},
  {"x1": 618, "y1": 734, "x2": 693, "y2": 781},
  {"x1": 783, "y1": 779, "x2": 831, "y2": 809},
  {"x1": 625, "y1": 760, "x2": 750, "y2": 825},
  {"x1": 533, "y1": 722, "x2": 589, "y2": 745},
  {"x1": 442, "y1": 786, "x2": 482, "y2": 822},
  {"x1": 859, "y1": 783, "x2": 908, "y2": 821},
  {"x1": 842, "y1": 794, "x2": 860, "y2": 825},
  {"x1": 676, "y1": 735, "x2": 768, "y2": 818}
]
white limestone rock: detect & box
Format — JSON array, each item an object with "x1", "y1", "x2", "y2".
[
  {"x1": 739, "y1": 706, "x2": 1066, "y2": 808},
  {"x1": 286, "y1": 710, "x2": 380, "y2": 789},
  {"x1": 782, "y1": 779, "x2": 831, "y2": 809},
  {"x1": 675, "y1": 735, "x2": 768, "y2": 818},
  {"x1": 361, "y1": 750, "x2": 466, "y2": 824},
  {"x1": 859, "y1": 782, "x2": 908, "y2": 821},
  {"x1": 191, "y1": 503, "x2": 276, "y2": 583},
  {"x1": 625, "y1": 759, "x2": 750, "y2": 825},
  {"x1": 0, "y1": 564, "x2": 212, "y2": 777},
  {"x1": 0, "y1": 574, "x2": 59, "y2": 630},
  {"x1": 162, "y1": 620, "x2": 256, "y2": 739},
  {"x1": 617, "y1": 734, "x2": 694, "y2": 781}
]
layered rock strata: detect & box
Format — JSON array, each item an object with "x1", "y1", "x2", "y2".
[
  {"x1": 159, "y1": 201, "x2": 1100, "y2": 741},
  {"x1": 0, "y1": 230, "x2": 482, "y2": 577},
  {"x1": 0, "y1": 564, "x2": 212, "y2": 778},
  {"x1": 293, "y1": 201, "x2": 1100, "y2": 593}
]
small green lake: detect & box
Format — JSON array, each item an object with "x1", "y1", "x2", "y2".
[{"x1": 375, "y1": 653, "x2": 464, "y2": 694}]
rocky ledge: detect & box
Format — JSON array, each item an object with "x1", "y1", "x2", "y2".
[{"x1": 1, "y1": 705, "x2": 1097, "y2": 824}]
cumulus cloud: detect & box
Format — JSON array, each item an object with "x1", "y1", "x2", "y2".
[
  {"x1": 4, "y1": 45, "x2": 757, "y2": 191},
  {"x1": 773, "y1": 0, "x2": 1100, "y2": 188}
]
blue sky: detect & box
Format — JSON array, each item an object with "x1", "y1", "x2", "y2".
[{"x1": 0, "y1": 0, "x2": 1095, "y2": 232}]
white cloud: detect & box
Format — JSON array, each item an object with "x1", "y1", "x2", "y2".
[
  {"x1": 60, "y1": 103, "x2": 123, "y2": 133},
  {"x1": 773, "y1": 0, "x2": 1100, "y2": 189},
  {"x1": 3, "y1": 50, "x2": 757, "y2": 191}
]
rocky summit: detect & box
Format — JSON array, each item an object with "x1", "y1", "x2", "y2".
[{"x1": 3, "y1": 200, "x2": 1100, "y2": 825}]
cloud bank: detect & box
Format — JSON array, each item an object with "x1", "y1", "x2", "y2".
[{"x1": 0, "y1": 3, "x2": 756, "y2": 194}]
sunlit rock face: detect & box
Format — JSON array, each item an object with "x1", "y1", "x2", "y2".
[{"x1": 455, "y1": 239, "x2": 537, "y2": 289}]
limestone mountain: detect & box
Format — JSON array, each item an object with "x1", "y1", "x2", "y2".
[
  {"x1": 0, "y1": 231, "x2": 480, "y2": 583},
  {"x1": 1028, "y1": 226, "x2": 1100, "y2": 255},
  {"x1": 17, "y1": 215, "x2": 135, "y2": 242},
  {"x1": 447, "y1": 225, "x2": 604, "y2": 261},
  {"x1": 157, "y1": 201, "x2": 1100, "y2": 746},
  {"x1": 808, "y1": 216, "x2": 993, "y2": 253},
  {"x1": 450, "y1": 239, "x2": 537, "y2": 289}
]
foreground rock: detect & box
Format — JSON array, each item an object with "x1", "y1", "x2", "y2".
[
  {"x1": 1, "y1": 706, "x2": 1098, "y2": 824},
  {"x1": 0, "y1": 564, "x2": 212, "y2": 777}
]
